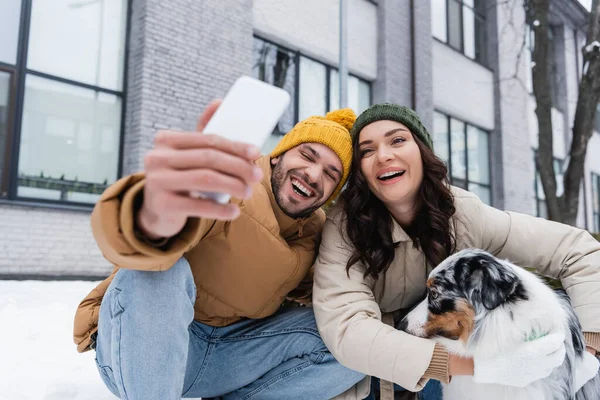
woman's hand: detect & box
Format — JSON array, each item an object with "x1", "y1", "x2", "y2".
[{"x1": 448, "y1": 353, "x2": 474, "y2": 376}]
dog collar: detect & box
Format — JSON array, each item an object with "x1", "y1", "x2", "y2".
[{"x1": 524, "y1": 331, "x2": 548, "y2": 342}]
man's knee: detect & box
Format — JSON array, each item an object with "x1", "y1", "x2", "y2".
[{"x1": 111, "y1": 257, "x2": 195, "y2": 302}]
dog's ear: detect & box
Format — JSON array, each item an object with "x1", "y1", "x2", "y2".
[{"x1": 459, "y1": 253, "x2": 520, "y2": 310}]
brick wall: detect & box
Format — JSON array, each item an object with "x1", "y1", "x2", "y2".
[
  {"x1": 123, "y1": 0, "x2": 254, "y2": 175},
  {"x1": 0, "y1": 204, "x2": 109, "y2": 277}
]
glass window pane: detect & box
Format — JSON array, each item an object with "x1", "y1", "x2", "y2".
[
  {"x1": 452, "y1": 178, "x2": 467, "y2": 190},
  {"x1": 526, "y1": 27, "x2": 534, "y2": 93},
  {"x1": 0, "y1": 0, "x2": 22, "y2": 64},
  {"x1": 538, "y1": 200, "x2": 548, "y2": 219},
  {"x1": 27, "y1": 0, "x2": 127, "y2": 90},
  {"x1": 0, "y1": 71, "x2": 11, "y2": 195},
  {"x1": 348, "y1": 75, "x2": 360, "y2": 114},
  {"x1": 554, "y1": 159, "x2": 564, "y2": 197},
  {"x1": 358, "y1": 79, "x2": 371, "y2": 114},
  {"x1": 431, "y1": 0, "x2": 447, "y2": 42},
  {"x1": 252, "y1": 37, "x2": 296, "y2": 146},
  {"x1": 468, "y1": 183, "x2": 490, "y2": 205},
  {"x1": 593, "y1": 174, "x2": 599, "y2": 232},
  {"x1": 450, "y1": 119, "x2": 466, "y2": 179},
  {"x1": 299, "y1": 56, "x2": 327, "y2": 121},
  {"x1": 593, "y1": 174, "x2": 599, "y2": 214},
  {"x1": 329, "y1": 71, "x2": 370, "y2": 115},
  {"x1": 17, "y1": 75, "x2": 121, "y2": 203},
  {"x1": 535, "y1": 171, "x2": 545, "y2": 200},
  {"x1": 467, "y1": 125, "x2": 489, "y2": 184},
  {"x1": 595, "y1": 104, "x2": 600, "y2": 133},
  {"x1": 463, "y1": 6, "x2": 475, "y2": 58},
  {"x1": 329, "y1": 69, "x2": 340, "y2": 110},
  {"x1": 433, "y1": 112, "x2": 449, "y2": 164},
  {"x1": 448, "y1": 0, "x2": 462, "y2": 50},
  {"x1": 474, "y1": 14, "x2": 487, "y2": 63},
  {"x1": 261, "y1": 134, "x2": 284, "y2": 155}
]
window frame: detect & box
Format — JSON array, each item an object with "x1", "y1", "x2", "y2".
[
  {"x1": 253, "y1": 35, "x2": 373, "y2": 140},
  {"x1": 533, "y1": 150, "x2": 564, "y2": 218},
  {"x1": 0, "y1": 67, "x2": 17, "y2": 198},
  {"x1": 433, "y1": 110, "x2": 492, "y2": 205},
  {"x1": 1, "y1": 0, "x2": 131, "y2": 208},
  {"x1": 592, "y1": 172, "x2": 600, "y2": 233},
  {"x1": 434, "y1": 0, "x2": 488, "y2": 65}
]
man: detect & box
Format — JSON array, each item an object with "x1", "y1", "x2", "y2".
[{"x1": 73, "y1": 101, "x2": 364, "y2": 399}]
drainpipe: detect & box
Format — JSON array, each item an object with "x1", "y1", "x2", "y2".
[
  {"x1": 339, "y1": 0, "x2": 348, "y2": 108},
  {"x1": 410, "y1": 0, "x2": 416, "y2": 110}
]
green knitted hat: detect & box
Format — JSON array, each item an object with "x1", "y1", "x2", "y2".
[{"x1": 350, "y1": 103, "x2": 433, "y2": 150}]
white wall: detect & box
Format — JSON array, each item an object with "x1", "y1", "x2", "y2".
[
  {"x1": 432, "y1": 41, "x2": 495, "y2": 130},
  {"x1": 495, "y1": 1, "x2": 535, "y2": 214},
  {"x1": 252, "y1": 0, "x2": 377, "y2": 80}
]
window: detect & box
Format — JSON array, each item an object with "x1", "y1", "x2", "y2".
[
  {"x1": 253, "y1": 37, "x2": 372, "y2": 154},
  {"x1": 27, "y1": 0, "x2": 127, "y2": 90},
  {"x1": 433, "y1": 111, "x2": 491, "y2": 204},
  {"x1": 1, "y1": 0, "x2": 129, "y2": 206},
  {"x1": 329, "y1": 69, "x2": 371, "y2": 116},
  {"x1": 17, "y1": 76, "x2": 121, "y2": 203},
  {"x1": 252, "y1": 37, "x2": 297, "y2": 138},
  {"x1": 0, "y1": 71, "x2": 13, "y2": 196},
  {"x1": 433, "y1": 0, "x2": 487, "y2": 64},
  {"x1": 592, "y1": 173, "x2": 600, "y2": 232},
  {"x1": 0, "y1": 0, "x2": 22, "y2": 65},
  {"x1": 432, "y1": 112, "x2": 450, "y2": 164},
  {"x1": 299, "y1": 56, "x2": 327, "y2": 122},
  {"x1": 533, "y1": 151, "x2": 564, "y2": 218},
  {"x1": 525, "y1": 25, "x2": 535, "y2": 93},
  {"x1": 431, "y1": 0, "x2": 448, "y2": 42}
]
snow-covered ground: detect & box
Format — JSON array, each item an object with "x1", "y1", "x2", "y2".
[{"x1": 0, "y1": 280, "x2": 115, "y2": 400}]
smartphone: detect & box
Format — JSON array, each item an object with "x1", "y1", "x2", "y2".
[{"x1": 191, "y1": 76, "x2": 291, "y2": 203}]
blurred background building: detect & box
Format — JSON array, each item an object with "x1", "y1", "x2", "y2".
[{"x1": 0, "y1": 0, "x2": 598, "y2": 278}]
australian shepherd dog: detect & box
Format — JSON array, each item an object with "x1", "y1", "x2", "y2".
[{"x1": 400, "y1": 249, "x2": 600, "y2": 400}]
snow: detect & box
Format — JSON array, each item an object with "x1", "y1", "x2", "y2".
[
  {"x1": 584, "y1": 40, "x2": 600, "y2": 53},
  {"x1": 579, "y1": 0, "x2": 592, "y2": 12},
  {"x1": 0, "y1": 280, "x2": 114, "y2": 400}
]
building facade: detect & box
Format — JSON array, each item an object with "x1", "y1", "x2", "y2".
[{"x1": 0, "y1": 0, "x2": 598, "y2": 278}]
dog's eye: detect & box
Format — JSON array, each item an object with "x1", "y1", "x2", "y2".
[{"x1": 429, "y1": 289, "x2": 439, "y2": 300}]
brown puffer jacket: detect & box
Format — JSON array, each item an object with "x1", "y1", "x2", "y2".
[{"x1": 73, "y1": 156, "x2": 325, "y2": 352}]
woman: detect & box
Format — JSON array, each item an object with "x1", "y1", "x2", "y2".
[{"x1": 312, "y1": 103, "x2": 600, "y2": 400}]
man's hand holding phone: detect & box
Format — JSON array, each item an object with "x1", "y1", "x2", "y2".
[{"x1": 136, "y1": 100, "x2": 264, "y2": 240}]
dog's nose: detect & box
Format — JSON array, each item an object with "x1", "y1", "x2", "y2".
[{"x1": 397, "y1": 318, "x2": 408, "y2": 332}]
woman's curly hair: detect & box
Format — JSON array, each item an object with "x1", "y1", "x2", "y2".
[{"x1": 341, "y1": 132, "x2": 456, "y2": 279}]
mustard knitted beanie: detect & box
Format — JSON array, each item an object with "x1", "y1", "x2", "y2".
[{"x1": 270, "y1": 108, "x2": 355, "y2": 205}]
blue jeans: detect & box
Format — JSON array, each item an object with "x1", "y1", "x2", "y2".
[
  {"x1": 364, "y1": 378, "x2": 442, "y2": 400},
  {"x1": 94, "y1": 257, "x2": 364, "y2": 399}
]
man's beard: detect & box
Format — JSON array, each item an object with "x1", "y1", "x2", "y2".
[{"x1": 271, "y1": 158, "x2": 322, "y2": 219}]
